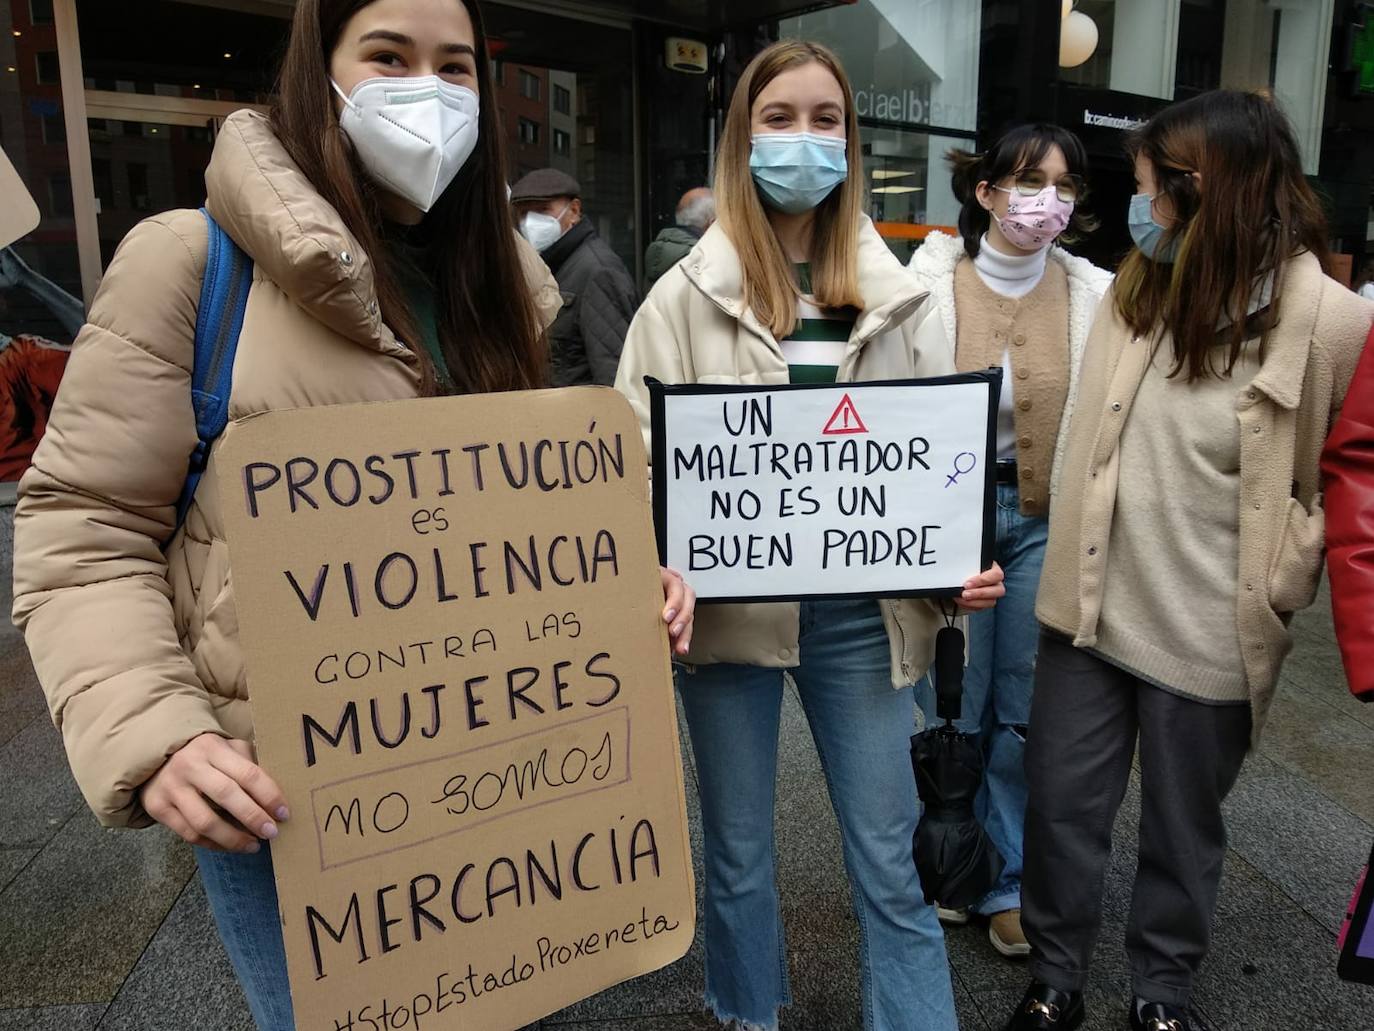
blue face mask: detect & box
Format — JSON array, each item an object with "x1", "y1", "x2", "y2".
[
  {"x1": 1128, "y1": 192, "x2": 1179, "y2": 263},
  {"x1": 749, "y1": 132, "x2": 848, "y2": 214}
]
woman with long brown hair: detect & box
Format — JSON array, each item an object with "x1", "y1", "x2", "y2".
[
  {"x1": 12, "y1": 1, "x2": 694, "y2": 1027},
  {"x1": 1005, "y1": 90, "x2": 1373, "y2": 1031},
  {"x1": 617, "y1": 40, "x2": 1004, "y2": 1031}
]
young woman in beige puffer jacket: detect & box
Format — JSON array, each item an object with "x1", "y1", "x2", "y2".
[{"x1": 13, "y1": 2, "x2": 694, "y2": 1027}]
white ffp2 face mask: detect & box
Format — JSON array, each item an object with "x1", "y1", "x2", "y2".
[
  {"x1": 520, "y1": 203, "x2": 570, "y2": 252},
  {"x1": 332, "y1": 75, "x2": 480, "y2": 213}
]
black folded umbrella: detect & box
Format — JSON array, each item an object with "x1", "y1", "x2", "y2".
[{"x1": 910, "y1": 624, "x2": 1004, "y2": 910}]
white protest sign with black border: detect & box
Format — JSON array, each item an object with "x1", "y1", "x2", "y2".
[{"x1": 647, "y1": 371, "x2": 1001, "y2": 602}]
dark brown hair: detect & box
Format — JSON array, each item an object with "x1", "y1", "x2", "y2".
[
  {"x1": 1114, "y1": 89, "x2": 1332, "y2": 381},
  {"x1": 271, "y1": 0, "x2": 547, "y2": 396},
  {"x1": 947, "y1": 122, "x2": 1098, "y2": 260}
]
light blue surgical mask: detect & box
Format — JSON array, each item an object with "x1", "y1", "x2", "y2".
[
  {"x1": 749, "y1": 132, "x2": 848, "y2": 214},
  {"x1": 1128, "y1": 192, "x2": 1179, "y2": 263}
]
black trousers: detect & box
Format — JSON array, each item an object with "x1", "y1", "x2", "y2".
[{"x1": 1021, "y1": 631, "x2": 1251, "y2": 1005}]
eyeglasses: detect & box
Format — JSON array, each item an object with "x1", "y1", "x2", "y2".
[{"x1": 1002, "y1": 169, "x2": 1085, "y2": 203}]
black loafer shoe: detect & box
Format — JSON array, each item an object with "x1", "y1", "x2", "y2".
[
  {"x1": 1130, "y1": 999, "x2": 1192, "y2": 1031},
  {"x1": 1002, "y1": 981, "x2": 1085, "y2": 1030}
]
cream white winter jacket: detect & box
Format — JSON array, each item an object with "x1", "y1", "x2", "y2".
[{"x1": 615, "y1": 217, "x2": 954, "y2": 686}]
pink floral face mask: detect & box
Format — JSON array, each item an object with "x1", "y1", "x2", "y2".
[{"x1": 992, "y1": 184, "x2": 1075, "y2": 251}]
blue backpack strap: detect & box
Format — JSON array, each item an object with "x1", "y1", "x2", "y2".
[{"x1": 171, "y1": 207, "x2": 252, "y2": 540}]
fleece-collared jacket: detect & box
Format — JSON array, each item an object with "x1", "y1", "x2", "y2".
[{"x1": 907, "y1": 231, "x2": 1113, "y2": 509}]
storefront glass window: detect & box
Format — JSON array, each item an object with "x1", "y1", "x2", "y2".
[
  {"x1": 782, "y1": 0, "x2": 981, "y2": 260},
  {"x1": 1218, "y1": 0, "x2": 1335, "y2": 174},
  {"x1": 0, "y1": 1, "x2": 80, "y2": 483},
  {"x1": 484, "y1": 4, "x2": 638, "y2": 272},
  {"x1": 75, "y1": 1, "x2": 280, "y2": 267},
  {"x1": 1058, "y1": 1, "x2": 1181, "y2": 101}
]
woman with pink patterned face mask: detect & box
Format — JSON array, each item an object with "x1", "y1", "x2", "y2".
[{"x1": 906, "y1": 123, "x2": 1111, "y2": 962}]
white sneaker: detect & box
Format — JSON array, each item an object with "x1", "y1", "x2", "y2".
[{"x1": 936, "y1": 904, "x2": 970, "y2": 925}]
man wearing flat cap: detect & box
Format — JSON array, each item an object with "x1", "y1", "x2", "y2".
[{"x1": 511, "y1": 168, "x2": 639, "y2": 387}]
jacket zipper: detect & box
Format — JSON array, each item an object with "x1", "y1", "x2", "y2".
[{"x1": 887, "y1": 600, "x2": 913, "y2": 681}]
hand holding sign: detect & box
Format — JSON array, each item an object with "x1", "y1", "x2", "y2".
[
  {"x1": 647, "y1": 372, "x2": 1001, "y2": 602},
  {"x1": 957, "y1": 561, "x2": 1005, "y2": 611},
  {"x1": 140, "y1": 732, "x2": 289, "y2": 852}
]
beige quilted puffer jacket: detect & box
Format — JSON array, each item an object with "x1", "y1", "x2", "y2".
[{"x1": 13, "y1": 109, "x2": 559, "y2": 827}]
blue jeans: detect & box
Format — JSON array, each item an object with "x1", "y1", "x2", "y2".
[
  {"x1": 917, "y1": 483, "x2": 1048, "y2": 916},
  {"x1": 195, "y1": 845, "x2": 294, "y2": 1030},
  {"x1": 679, "y1": 599, "x2": 956, "y2": 1031}
]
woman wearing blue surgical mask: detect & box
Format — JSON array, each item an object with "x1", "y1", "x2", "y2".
[
  {"x1": 11, "y1": 2, "x2": 696, "y2": 1028},
  {"x1": 905, "y1": 124, "x2": 1111, "y2": 961},
  {"x1": 1004, "y1": 91, "x2": 1372, "y2": 1031},
  {"x1": 617, "y1": 40, "x2": 1004, "y2": 1031}
]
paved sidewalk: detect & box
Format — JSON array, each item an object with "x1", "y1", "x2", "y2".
[{"x1": 3, "y1": 582, "x2": 1374, "y2": 1029}]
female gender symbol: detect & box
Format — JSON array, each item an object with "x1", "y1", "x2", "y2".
[{"x1": 945, "y1": 451, "x2": 977, "y2": 488}]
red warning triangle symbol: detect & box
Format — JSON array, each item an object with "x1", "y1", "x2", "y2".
[{"x1": 822, "y1": 393, "x2": 868, "y2": 435}]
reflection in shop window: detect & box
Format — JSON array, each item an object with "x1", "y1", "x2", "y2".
[
  {"x1": 48, "y1": 175, "x2": 73, "y2": 218},
  {"x1": 91, "y1": 158, "x2": 113, "y2": 210},
  {"x1": 40, "y1": 112, "x2": 64, "y2": 144},
  {"x1": 127, "y1": 163, "x2": 150, "y2": 212},
  {"x1": 35, "y1": 50, "x2": 59, "y2": 85},
  {"x1": 784, "y1": 0, "x2": 980, "y2": 255},
  {"x1": 1219, "y1": 0, "x2": 1333, "y2": 174},
  {"x1": 1, "y1": 0, "x2": 86, "y2": 484}
]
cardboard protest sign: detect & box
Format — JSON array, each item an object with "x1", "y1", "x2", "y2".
[
  {"x1": 648, "y1": 373, "x2": 1000, "y2": 602},
  {"x1": 216, "y1": 388, "x2": 694, "y2": 1031}
]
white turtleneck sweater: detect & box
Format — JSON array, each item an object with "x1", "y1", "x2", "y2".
[
  {"x1": 972, "y1": 233, "x2": 1049, "y2": 298},
  {"x1": 972, "y1": 235, "x2": 1049, "y2": 459}
]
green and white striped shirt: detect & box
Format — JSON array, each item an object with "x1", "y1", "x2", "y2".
[{"x1": 781, "y1": 263, "x2": 857, "y2": 384}]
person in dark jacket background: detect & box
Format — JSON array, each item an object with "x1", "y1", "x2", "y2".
[
  {"x1": 645, "y1": 186, "x2": 715, "y2": 286},
  {"x1": 1322, "y1": 322, "x2": 1374, "y2": 703},
  {"x1": 512, "y1": 167, "x2": 638, "y2": 386}
]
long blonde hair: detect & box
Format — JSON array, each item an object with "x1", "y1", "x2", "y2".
[{"x1": 715, "y1": 40, "x2": 865, "y2": 338}]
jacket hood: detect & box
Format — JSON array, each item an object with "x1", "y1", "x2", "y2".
[
  {"x1": 204, "y1": 109, "x2": 412, "y2": 360},
  {"x1": 682, "y1": 215, "x2": 928, "y2": 343}
]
